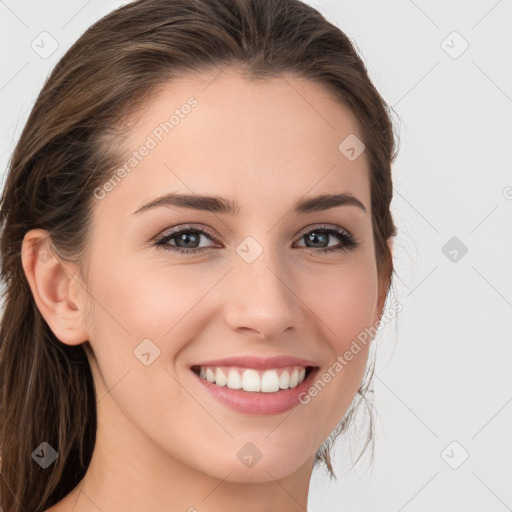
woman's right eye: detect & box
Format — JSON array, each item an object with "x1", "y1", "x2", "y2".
[{"x1": 153, "y1": 226, "x2": 219, "y2": 254}]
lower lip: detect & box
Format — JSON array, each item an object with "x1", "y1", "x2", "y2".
[{"x1": 191, "y1": 367, "x2": 320, "y2": 415}]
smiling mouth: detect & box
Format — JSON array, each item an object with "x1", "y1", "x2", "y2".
[{"x1": 190, "y1": 364, "x2": 317, "y2": 393}]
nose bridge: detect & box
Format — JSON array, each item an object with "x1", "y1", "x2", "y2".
[{"x1": 224, "y1": 237, "x2": 300, "y2": 338}]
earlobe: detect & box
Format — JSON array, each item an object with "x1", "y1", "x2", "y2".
[{"x1": 21, "y1": 229, "x2": 89, "y2": 346}]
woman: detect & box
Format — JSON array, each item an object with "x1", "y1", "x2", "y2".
[{"x1": 0, "y1": 0, "x2": 398, "y2": 510}]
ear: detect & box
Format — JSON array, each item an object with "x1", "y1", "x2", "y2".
[
  {"x1": 21, "y1": 229, "x2": 89, "y2": 346},
  {"x1": 388, "y1": 237, "x2": 394, "y2": 259},
  {"x1": 374, "y1": 237, "x2": 395, "y2": 328}
]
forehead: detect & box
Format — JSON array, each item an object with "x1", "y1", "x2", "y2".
[{"x1": 96, "y1": 69, "x2": 371, "y2": 218}]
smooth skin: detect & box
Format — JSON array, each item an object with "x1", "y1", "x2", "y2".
[{"x1": 22, "y1": 68, "x2": 392, "y2": 512}]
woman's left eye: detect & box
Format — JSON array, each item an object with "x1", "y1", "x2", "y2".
[{"x1": 153, "y1": 224, "x2": 358, "y2": 255}]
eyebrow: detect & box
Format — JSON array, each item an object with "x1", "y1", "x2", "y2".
[{"x1": 132, "y1": 192, "x2": 367, "y2": 216}]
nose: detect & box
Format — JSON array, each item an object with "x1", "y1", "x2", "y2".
[{"x1": 223, "y1": 248, "x2": 303, "y2": 341}]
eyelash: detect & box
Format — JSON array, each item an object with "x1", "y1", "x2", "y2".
[{"x1": 153, "y1": 224, "x2": 359, "y2": 256}]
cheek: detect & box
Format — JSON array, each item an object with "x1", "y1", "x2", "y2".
[
  {"x1": 88, "y1": 249, "x2": 213, "y2": 339},
  {"x1": 83, "y1": 256, "x2": 207, "y2": 413},
  {"x1": 294, "y1": 260, "x2": 378, "y2": 413},
  {"x1": 299, "y1": 259, "x2": 379, "y2": 348}
]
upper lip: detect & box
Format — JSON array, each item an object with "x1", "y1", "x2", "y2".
[{"x1": 191, "y1": 355, "x2": 319, "y2": 370}]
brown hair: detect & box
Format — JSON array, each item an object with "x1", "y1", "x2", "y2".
[{"x1": 0, "y1": 0, "x2": 398, "y2": 509}]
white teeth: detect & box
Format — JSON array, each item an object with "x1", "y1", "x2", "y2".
[
  {"x1": 289, "y1": 368, "x2": 299, "y2": 388},
  {"x1": 279, "y1": 370, "x2": 290, "y2": 389},
  {"x1": 261, "y1": 370, "x2": 280, "y2": 392},
  {"x1": 226, "y1": 368, "x2": 242, "y2": 389},
  {"x1": 242, "y1": 369, "x2": 260, "y2": 392},
  {"x1": 215, "y1": 367, "x2": 227, "y2": 387},
  {"x1": 196, "y1": 365, "x2": 309, "y2": 393}
]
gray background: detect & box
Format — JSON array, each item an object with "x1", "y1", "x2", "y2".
[{"x1": 1, "y1": 1, "x2": 511, "y2": 511}]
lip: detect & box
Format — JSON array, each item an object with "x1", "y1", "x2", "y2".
[
  {"x1": 191, "y1": 355, "x2": 319, "y2": 371},
  {"x1": 191, "y1": 365, "x2": 320, "y2": 415}
]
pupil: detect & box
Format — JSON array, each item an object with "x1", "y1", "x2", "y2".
[
  {"x1": 178, "y1": 232, "x2": 199, "y2": 248},
  {"x1": 307, "y1": 231, "x2": 327, "y2": 248}
]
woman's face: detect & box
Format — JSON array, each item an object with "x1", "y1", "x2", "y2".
[{"x1": 78, "y1": 69, "x2": 387, "y2": 482}]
